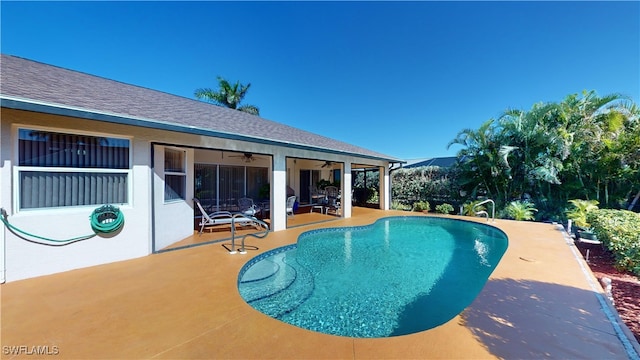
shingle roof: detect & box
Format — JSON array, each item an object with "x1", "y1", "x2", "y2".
[
  {"x1": 403, "y1": 156, "x2": 459, "y2": 168},
  {"x1": 0, "y1": 54, "x2": 399, "y2": 162}
]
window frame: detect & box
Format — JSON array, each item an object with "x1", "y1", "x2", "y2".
[
  {"x1": 194, "y1": 163, "x2": 269, "y2": 212},
  {"x1": 163, "y1": 147, "x2": 187, "y2": 203},
  {"x1": 13, "y1": 125, "x2": 133, "y2": 212}
]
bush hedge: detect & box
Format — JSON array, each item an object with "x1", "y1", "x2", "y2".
[
  {"x1": 587, "y1": 209, "x2": 640, "y2": 277},
  {"x1": 391, "y1": 200, "x2": 411, "y2": 211},
  {"x1": 412, "y1": 200, "x2": 430, "y2": 212},
  {"x1": 435, "y1": 203, "x2": 454, "y2": 214},
  {"x1": 391, "y1": 166, "x2": 459, "y2": 205}
]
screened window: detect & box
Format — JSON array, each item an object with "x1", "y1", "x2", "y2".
[
  {"x1": 246, "y1": 167, "x2": 269, "y2": 200},
  {"x1": 219, "y1": 165, "x2": 244, "y2": 208},
  {"x1": 195, "y1": 163, "x2": 268, "y2": 212},
  {"x1": 164, "y1": 148, "x2": 186, "y2": 202},
  {"x1": 17, "y1": 128, "x2": 130, "y2": 210}
]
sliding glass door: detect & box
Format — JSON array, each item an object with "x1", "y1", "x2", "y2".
[{"x1": 195, "y1": 163, "x2": 268, "y2": 213}]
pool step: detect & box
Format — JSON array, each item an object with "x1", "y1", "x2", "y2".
[
  {"x1": 249, "y1": 255, "x2": 315, "y2": 319},
  {"x1": 239, "y1": 253, "x2": 296, "y2": 303},
  {"x1": 275, "y1": 256, "x2": 315, "y2": 318},
  {"x1": 239, "y1": 250, "x2": 315, "y2": 319}
]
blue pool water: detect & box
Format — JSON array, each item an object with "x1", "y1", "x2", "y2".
[{"x1": 238, "y1": 216, "x2": 508, "y2": 338}]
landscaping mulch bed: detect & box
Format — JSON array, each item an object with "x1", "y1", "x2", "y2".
[{"x1": 575, "y1": 241, "x2": 640, "y2": 343}]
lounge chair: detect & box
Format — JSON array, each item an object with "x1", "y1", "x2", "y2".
[
  {"x1": 286, "y1": 196, "x2": 296, "y2": 217},
  {"x1": 193, "y1": 198, "x2": 257, "y2": 235}
]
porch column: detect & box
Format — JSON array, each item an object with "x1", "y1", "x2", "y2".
[
  {"x1": 343, "y1": 162, "x2": 352, "y2": 218},
  {"x1": 381, "y1": 166, "x2": 390, "y2": 210},
  {"x1": 271, "y1": 154, "x2": 287, "y2": 231}
]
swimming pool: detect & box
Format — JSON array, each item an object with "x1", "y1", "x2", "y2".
[{"x1": 238, "y1": 216, "x2": 508, "y2": 338}]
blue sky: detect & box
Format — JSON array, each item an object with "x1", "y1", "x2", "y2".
[{"x1": 2, "y1": 1, "x2": 639, "y2": 160}]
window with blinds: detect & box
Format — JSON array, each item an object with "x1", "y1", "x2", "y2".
[{"x1": 17, "y1": 128, "x2": 130, "y2": 210}]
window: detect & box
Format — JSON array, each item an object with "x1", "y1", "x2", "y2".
[
  {"x1": 195, "y1": 163, "x2": 269, "y2": 211},
  {"x1": 17, "y1": 128, "x2": 130, "y2": 210},
  {"x1": 194, "y1": 163, "x2": 217, "y2": 206},
  {"x1": 332, "y1": 169, "x2": 341, "y2": 185},
  {"x1": 164, "y1": 148, "x2": 186, "y2": 201},
  {"x1": 219, "y1": 165, "x2": 244, "y2": 208},
  {"x1": 246, "y1": 167, "x2": 269, "y2": 200}
]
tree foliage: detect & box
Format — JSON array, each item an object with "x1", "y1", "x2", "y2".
[
  {"x1": 448, "y1": 90, "x2": 640, "y2": 221},
  {"x1": 391, "y1": 166, "x2": 459, "y2": 207},
  {"x1": 195, "y1": 76, "x2": 260, "y2": 115}
]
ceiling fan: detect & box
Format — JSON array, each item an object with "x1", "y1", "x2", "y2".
[
  {"x1": 228, "y1": 152, "x2": 265, "y2": 163},
  {"x1": 317, "y1": 161, "x2": 335, "y2": 168}
]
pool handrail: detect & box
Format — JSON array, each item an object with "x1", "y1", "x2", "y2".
[
  {"x1": 473, "y1": 199, "x2": 495, "y2": 222},
  {"x1": 228, "y1": 213, "x2": 269, "y2": 254}
]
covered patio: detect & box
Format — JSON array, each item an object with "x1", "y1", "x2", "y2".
[
  {"x1": 165, "y1": 205, "x2": 345, "y2": 252},
  {"x1": 3, "y1": 208, "x2": 638, "y2": 359}
]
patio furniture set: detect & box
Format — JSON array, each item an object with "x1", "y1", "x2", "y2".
[{"x1": 309, "y1": 185, "x2": 341, "y2": 216}]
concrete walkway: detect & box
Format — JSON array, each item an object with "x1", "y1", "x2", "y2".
[{"x1": 2, "y1": 209, "x2": 639, "y2": 359}]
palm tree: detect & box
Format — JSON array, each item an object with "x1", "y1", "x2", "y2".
[
  {"x1": 448, "y1": 90, "x2": 639, "y2": 220},
  {"x1": 565, "y1": 199, "x2": 599, "y2": 229},
  {"x1": 497, "y1": 103, "x2": 570, "y2": 217},
  {"x1": 448, "y1": 119, "x2": 513, "y2": 205},
  {"x1": 558, "y1": 91, "x2": 637, "y2": 204},
  {"x1": 195, "y1": 76, "x2": 260, "y2": 115}
]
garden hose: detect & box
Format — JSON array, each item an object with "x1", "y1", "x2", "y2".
[
  {"x1": 90, "y1": 204, "x2": 125, "y2": 234},
  {"x1": 0, "y1": 204, "x2": 124, "y2": 246}
]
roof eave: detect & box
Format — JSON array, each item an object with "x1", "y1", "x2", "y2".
[{"x1": 1, "y1": 96, "x2": 400, "y2": 163}]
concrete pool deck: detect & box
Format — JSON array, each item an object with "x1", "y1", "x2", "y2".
[{"x1": 2, "y1": 208, "x2": 639, "y2": 359}]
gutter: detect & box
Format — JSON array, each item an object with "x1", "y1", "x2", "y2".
[
  {"x1": 1, "y1": 96, "x2": 402, "y2": 164},
  {"x1": 389, "y1": 161, "x2": 405, "y2": 173}
]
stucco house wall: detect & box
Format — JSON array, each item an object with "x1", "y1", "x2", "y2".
[
  {"x1": 1, "y1": 109, "x2": 153, "y2": 281},
  {"x1": 0, "y1": 55, "x2": 400, "y2": 282}
]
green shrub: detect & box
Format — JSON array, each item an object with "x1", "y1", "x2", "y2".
[
  {"x1": 391, "y1": 166, "x2": 459, "y2": 204},
  {"x1": 412, "y1": 200, "x2": 431, "y2": 212},
  {"x1": 587, "y1": 209, "x2": 640, "y2": 277},
  {"x1": 503, "y1": 200, "x2": 538, "y2": 221},
  {"x1": 391, "y1": 200, "x2": 411, "y2": 211},
  {"x1": 462, "y1": 200, "x2": 485, "y2": 216},
  {"x1": 435, "y1": 203, "x2": 454, "y2": 214},
  {"x1": 565, "y1": 199, "x2": 599, "y2": 229}
]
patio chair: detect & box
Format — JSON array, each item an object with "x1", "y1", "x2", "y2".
[
  {"x1": 238, "y1": 197, "x2": 261, "y2": 217},
  {"x1": 325, "y1": 186, "x2": 339, "y2": 198},
  {"x1": 193, "y1": 198, "x2": 255, "y2": 235},
  {"x1": 309, "y1": 185, "x2": 325, "y2": 204},
  {"x1": 325, "y1": 186, "x2": 341, "y2": 216},
  {"x1": 286, "y1": 195, "x2": 297, "y2": 217}
]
